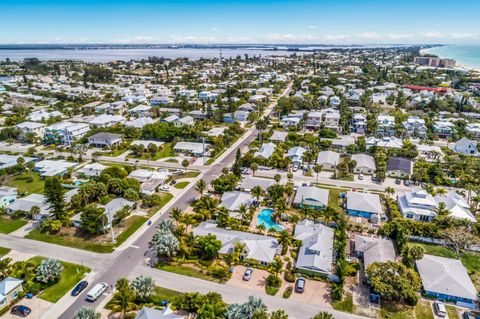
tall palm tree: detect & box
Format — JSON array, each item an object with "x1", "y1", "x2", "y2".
[
  {"x1": 251, "y1": 185, "x2": 264, "y2": 202},
  {"x1": 313, "y1": 165, "x2": 322, "y2": 183},
  {"x1": 170, "y1": 207, "x2": 183, "y2": 226},
  {"x1": 385, "y1": 186, "x2": 395, "y2": 198},
  {"x1": 250, "y1": 163, "x2": 258, "y2": 177},
  {"x1": 195, "y1": 179, "x2": 207, "y2": 196},
  {"x1": 278, "y1": 230, "x2": 292, "y2": 249},
  {"x1": 109, "y1": 278, "x2": 137, "y2": 319}
]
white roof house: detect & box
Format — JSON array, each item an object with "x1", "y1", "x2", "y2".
[
  {"x1": 351, "y1": 154, "x2": 376, "y2": 173},
  {"x1": 27, "y1": 109, "x2": 63, "y2": 122},
  {"x1": 220, "y1": 191, "x2": 254, "y2": 218},
  {"x1": 89, "y1": 114, "x2": 126, "y2": 128},
  {"x1": 7, "y1": 194, "x2": 51, "y2": 220},
  {"x1": 287, "y1": 146, "x2": 306, "y2": 165},
  {"x1": 347, "y1": 191, "x2": 382, "y2": 215},
  {"x1": 173, "y1": 141, "x2": 210, "y2": 156},
  {"x1": 270, "y1": 131, "x2": 289, "y2": 142},
  {"x1": 193, "y1": 221, "x2": 280, "y2": 265},
  {"x1": 76, "y1": 163, "x2": 107, "y2": 177},
  {"x1": 125, "y1": 117, "x2": 155, "y2": 129},
  {"x1": 0, "y1": 154, "x2": 35, "y2": 169},
  {"x1": 254, "y1": 142, "x2": 276, "y2": 159},
  {"x1": 294, "y1": 220, "x2": 334, "y2": 275},
  {"x1": 452, "y1": 137, "x2": 478, "y2": 156},
  {"x1": 398, "y1": 190, "x2": 476, "y2": 222},
  {"x1": 34, "y1": 160, "x2": 77, "y2": 177},
  {"x1": 135, "y1": 306, "x2": 186, "y2": 319},
  {"x1": 354, "y1": 235, "x2": 396, "y2": 269},
  {"x1": 316, "y1": 151, "x2": 340, "y2": 169},
  {"x1": 293, "y1": 186, "x2": 329, "y2": 209},
  {"x1": 239, "y1": 176, "x2": 275, "y2": 192},
  {"x1": 416, "y1": 255, "x2": 477, "y2": 304}
]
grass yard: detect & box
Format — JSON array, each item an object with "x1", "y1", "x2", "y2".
[
  {"x1": 314, "y1": 184, "x2": 347, "y2": 213},
  {"x1": 174, "y1": 181, "x2": 189, "y2": 189},
  {"x1": 26, "y1": 216, "x2": 148, "y2": 253},
  {"x1": 149, "y1": 286, "x2": 183, "y2": 304},
  {"x1": 414, "y1": 300, "x2": 434, "y2": 319},
  {"x1": 380, "y1": 303, "x2": 414, "y2": 319},
  {"x1": 446, "y1": 305, "x2": 459, "y2": 319},
  {"x1": 27, "y1": 256, "x2": 91, "y2": 303},
  {"x1": 172, "y1": 171, "x2": 201, "y2": 180},
  {"x1": 332, "y1": 293, "x2": 354, "y2": 313},
  {"x1": 0, "y1": 217, "x2": 28, "y2": 234},
  {"x1": 0, "y1": 247, "x2": 11, "y2": 258},
  {"x1": 156, "y1": 143, "x2": 176, "y2": 159},
  {"x1": 148, "y1": 193, "x2": 174, "y2": 217},
  {"x1": 156, "y1": 262, "x2": 225, "y2": 283},
  {"x1": 414, "y1": 243, "x2": 457, "y2": 259},
  {"x1": 5, "y1": 172, "x2": 45, "y2": 194}
]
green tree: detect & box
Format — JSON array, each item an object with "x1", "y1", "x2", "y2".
[
  {"x1": 182, "y1": 159, "x2": 190, "y2": 172},
  {"x1": 194, "y1": 234, "x2": 222, "y2": 260},
  {"x1": 74, "y1": 307, "x2": 100, "y2": 319},
  {"x1": 401, "y1": 244, "x2": 425, "y2": 268},
  {"x1": 80, "y1": 206, "x2": 106, "y2": 235},
  {"x1": 313, "y1": 165, "x2": 322, "y2": 182},
  {"x1": 44, "y1": 176, "x2": 66, "y2": 221},
  {"x1": 36, "y1": 258, "x2": 64, "y2": 283},
  {"x1": 131, "y1": 275, "x2": 155, "y2": 301},
  {"x1": 310, "y1": 312, "x2": 333, "y2": 319},
  {"x1": 195, "y1": 179, "x2": 208, "y2": 196},
  {"x1": 109, "y1": 278, "x2": 138, "y2": 319},
  {"x1": 250, "y1": 163, "x2": 258, "y2": 177}
]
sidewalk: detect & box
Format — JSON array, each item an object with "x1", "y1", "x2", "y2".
[{"x1": 9, "y1": 220, "x2": 37, "y2": 237}]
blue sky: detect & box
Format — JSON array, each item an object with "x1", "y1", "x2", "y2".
[{"x1": 2, "y1": 0, "x2": 480, "y2": 44}]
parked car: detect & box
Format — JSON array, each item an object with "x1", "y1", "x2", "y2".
[
  {"x1": 86, "y1": 282, "x2": 108, "y2": 302},
  {"x1": 434, "y1": 301, "x2": 447, "y2": 318},
  {"x1": 241, "y1": 168, "x2": 251, "y2": 175},
  {"x1": 170, "y1": 180, "x2": 177, "y2": 185},
  {"x1": 160, "y1": 185, "x2": 171, "y2": 191},
  {"x1": 243, "y1": 268, "x2": 253, "y2": 281},
  {"x1": 71, "y1": 280, "x2": 89, "y2": 296},
  {"x1": 404, "y1": 180, "x2": 411, "y2": 186},
  {"x1": 371, "y1": 175, "x2": 380, "y2": 182},
  {"x1": 463, "y1": 312, "x2": 477, "y2": 319},
  {"x1": 395, "y1": 178, "x2": 401, "y2": 185},
  {"x1": 358, "y1": 174, "x2": 364, "y2": 180},
  {"x1": 295, "y1": 278, "x2": 305, "y2": 293},
  {"x1": 10, "y1": 305, "x2": 31, "y2": 317}
]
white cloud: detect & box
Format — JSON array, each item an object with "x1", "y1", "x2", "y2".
[
  {"x1": 325, "y1": 34, "x2": 351, "y2": 41},
  {"x1": 211, "y1": 27, "x2": 219, "y2": 31},
  {"x1": 359, "y1": 32, "x2": 381, "y2": 39},
  {"x1": 170, "y1": 34, "x2": 217, "y2": 43},
  {"x1": 388, "y1": 33, "x2": 413, "y2": 40},
  {"x1": 421, "y1": 31, "x2": 445, "y2": 38},
  {"x1": 308, "y1": 25, "x2": 316, "y2": 29},
  {"x1": 450, "y1": 32, "x2": 476, "y2": 39}
]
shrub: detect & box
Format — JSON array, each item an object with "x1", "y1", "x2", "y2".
[
  {"x1": 265, "y1": 285, "x2": 279, "y2": 296},
  {"x1": 36, "y1": 259, "x2": 64, "y2": 283},
  {"x1": 266, "y1": 274, "x2": 281, "y2": 288},
  {"x1": 209, "y1": 265, "x2": 230, "y2": 279},
  {"x1": 282, "y1": 286, "x2": 293, "y2": 299},
  {"x1": 284, "y1": 271, "x2": 295, "y2": 283}
]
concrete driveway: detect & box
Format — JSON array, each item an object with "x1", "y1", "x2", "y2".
[
  {"x1": 288, "y1": 280, "x2": 332, "y2": 307},
  {"x1": 227, "y1": 265, "x2": 269, "y2": 293},
  {"x1": 1, "y1": 297, "x2": 52, "y2": 319}
]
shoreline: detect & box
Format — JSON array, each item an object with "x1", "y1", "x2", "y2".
[{"x1": 420, "y1": 46, "x2": 480, "y2": 73}]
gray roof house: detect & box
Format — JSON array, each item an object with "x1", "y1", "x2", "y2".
[
  {"x1": 354, "y1": 235, "x2": 396, "y2": 269},
  {"x1": 135, "y1": 306, "x2": 186, "y2": 319},
  {"x1": 346, "y1": 191, "x2": 383, "y2": 223},
  {"x1": 351, "y1": 154, "x2": 376, "y2": 174},
  {"x1": 294, "y1": 220, "x2": 334, "y2": 275},
  {"x1": 293, "y1": 186, "x2": 329, "y2": 210},
  {"x1": 452, "y1": 137, "x2": 478, "y2": 156},
  {"x1": 193, "y1": 221, "x2": 280, "y2": 266},
  {"x1": 88, "y1": 132, "x2": 122, "y2": 147},
  {"x1": 173, "y1": 141, "x2": 210, "y2": 157},
  {"x1": 386, "y1": 157, "x2": 413, "y2": 177},
  {"x1": 270, "y1": 131, "x2": 289, "y2": 143},
  {"x1": 316, "y1": 151, "x2": 340, "y2": 170},
  {"x1": 238, "y1": 176, "x2": 275, "y2": 192},
  {"x1": 287, "y1": 146, "x2": 306, "y2": 165},
  {"x1": 7, "y1": 194, "x2": 51, "y2": 220},
  {"x1": 220, "y1": 191, "x2": 254, "y2": 219},
  {"x1": 254, "y1": 142, "x2": 276, "y2": 159},
  {"x1": 416, "y1": 255, "x2": 477, "y2": 306}
]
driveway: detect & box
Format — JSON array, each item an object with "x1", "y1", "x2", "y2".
[
  {"x1": 1, "y1": 297, "x2": 52, "y2": 319},
  {"x1": 227, "y1": 265, "x2": 269, "y2": 293},
  {"x1": 287, "y1": 280, "x2": 332, "y2": 307}
]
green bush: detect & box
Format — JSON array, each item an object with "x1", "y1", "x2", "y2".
[
  {"x1": 266, "y1": 285, "x2": 279, "y2": 296},
  {"x1": 266, "y1": 274, "x2": 281, "y2": 288},
  {"x1": 282, "y1": 286, "x2": 293, "y2": 299},
  {"x1": 284, "y1": 271, "x2": 295, "y2": 283}
]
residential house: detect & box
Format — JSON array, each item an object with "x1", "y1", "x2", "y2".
[
  {"x1": 0, "y1": 277, "x2": 23, "y2": 308},
  {"x1": 293, "y1": 220, "x2": 334, "y2": 276},
  {"x1": 280, "y1": 117, "x2": 301, "y2": 128},
  {"x1": 125, "y1": 117, "x2": 155, "y2": 129},
  {"x1": 366, "y1": 136, "x2": 403, "y2": 149},
  {"x1": 351, "y1": 154, "x2": 376, "y2": 174},
  {"x1": 150, "y1": 96, "x2": 173, "y2": 106},
  {"x1": 173, "y1": 141, "x2": 210, "y2": 157},
  {"x1": 223, "y1": 110, "x2": 249, "y2": 123},
  {"x1": 329, "y1": 96, "x2": 341, "y2": 108},
  {"x1": 433, "y1": 120, "x2": 455, "y2": 138},
  {"x1": 27, "y1": 109, "x2": 63, "y2": 122},
  {"x1": 0, "y1": 186, "x2": 17, "y2": 208},
  {"x1": 416, "y1": 255, "x2": 477, "y2": 308},
  {"x1": 305, "y1": 111, "x2": 323, "y2": 130},
  {"x1": 34, "y1": 160, "x2": 77, "y2": 177},
  {"x1": 270, "y1": 131, "x2": 288, "y2": 143},
  {"x1": 15, "y1": 121, "x2": 46, "y2": 139},
  {"x1": 89, "y1": 114, "x2": 126, "y2": 128},
  {"x1": 158, "y1": 108, "x2": 181, "y2": 117},
  {"x1": 351, "y1": 113, "x2": 367, "y2": 134},
  {"x1": 254, "y1": 142, "x2": 276, "y2": 159},
  {"x1": 0, "y1": 154, "x2": 35, "y2": 169},
  {"x1": 238, "y1": 176, "x2": 275, "y2": 192},
  {"x1": 346, "y1": 191, "x2": 383, "y2": 223},
  {"x1": 322, "y1": 108, "x2": 341, "y2": 132},
  {"x1": 193, "y1": 221, "x2": 280, "y2": 266},
  {"x1": 452, "y1": 137, "x2": 478, "y2": 156},
  {"x1": 135, "y1": 306, "x2": 186, "y2": 319},
  {"x1": 7, "y1": 194, "x2": 51, "y2": 220},
  {"x1": 88, "y1": 132, "x2": 123, "y2": 148},
  {"x1": 44, "y1": 121, "x2": 90, "y2": 145},
  {"x1": 402, "y1": 116, "x2": 427, "y2": 138},
  {"x1": 386, "y1": 157, "x2": 413, "y2": 178},
  {"x1": 174, "y1": 116, "x2": 195, "y2": 127},
  {"x1": 398, "y1": 190, "x2": 476, "y2": 222},
  {"x1": 316, "y1": 151, "x2": 340, "y2": 171},
  {"x1": 293, "y1": 186, "x2": 329, "y2": 210},
  {"x1": 354, "y1": 235, "x2": 396, "y2": 270},
  {"x1": 466, "y1": 123, "x2": 480, "y2": 139},
  {"x1": 220, "y1": 191, "x2": 254, "y2": 219},
  {"x1": 128, "y1": 104, "x2": 152, "y2": 117},
  {"x1": 162, "y1": 115, "x2": 179, "y2": 123},
  {"x1": 286, "y1": 146, "x2": 306, "y2": 167},
  {"x1": 376, "y1": 115, "x2": 396, "y2": 137},
  {"x1": 76, "y1": 163, "x2": 107, "y2": 178}
]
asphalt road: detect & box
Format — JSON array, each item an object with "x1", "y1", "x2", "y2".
[{"x1": 58, "y1": 88, "x2": 287, "y2": 319}]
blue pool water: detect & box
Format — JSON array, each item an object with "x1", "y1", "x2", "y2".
[{"x1": 257, "y1": 208, "x2": 284, "y2": 232}]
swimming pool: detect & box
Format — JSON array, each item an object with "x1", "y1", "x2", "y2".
[{"x1": 257, "y1": 208, "x2": 284, "y2": 232}]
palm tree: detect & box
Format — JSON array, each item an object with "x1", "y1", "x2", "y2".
[
  {"x1": 278, "y1": 230, "x2": 292, "y2": 250},
  {"x1": 274, "y1": 174, "x2": 281, "y2": 184},
  {"x1": 251, "y1": 185, "x2": 264, "y2": 203},
  {"x1": 313, "y1": 165, "x2": 322, "y2": 183},
  {"x1": 170, "y1": 207, "x2": 183, "y2": 226},
  {"x1": 434, "y1": 187, "x2": 447, "y2": 196},
  {"x1": 311, "y1": 312, "x2": 334, "y2": 319},
  {"x1": 181, "y1": 159, "x2": 190, "y2": 172},
  {"x1": 287, "y1": 171, "x2": 293, "y2": 182},
  {"x1": 109, "y1": 278, "x2": 137, "y2": 319},
  {"x1": 195, "y1": 179, "x2": 207, "y2": 195},
  {"x1": 250, "y1": 163, "x2": 258, "y2": 177},
  {"x1": 385, "y1": 186, "x2": 395, "y2": 198}
]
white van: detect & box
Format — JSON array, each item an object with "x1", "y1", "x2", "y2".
[
  {"x1": 434, "y1": 301, "x2": 447, "y2": 318},
  {"x1": 86, "y1": 282, "x2": 108, "y2": 302}
]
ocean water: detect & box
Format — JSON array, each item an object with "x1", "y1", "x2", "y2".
[
  {"x1": 0, "y1": 48, "x2": 296, "y2": 63},
  {"x1": 424, "y1": 45, "x2": 480, "y2": 70}
]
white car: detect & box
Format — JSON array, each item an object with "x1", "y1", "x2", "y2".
[
  {"x1": 358, "y1": 174, "x2": 364, "y2": 180},
  {"x1": 160, "y1": 185, "x2": 171, "y2": 191}
]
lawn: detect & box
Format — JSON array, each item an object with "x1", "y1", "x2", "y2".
[
  {"x1": 446, "y1": 305, "x2": 459, "y2": 319},
  {"x1": 171, "y1": 171, "x2": 201, "y2": 181},
  {"x1": 26, "y1": 216, "x2": 148, "y2": 253},
  {"x1": 156, "y1": 143, "x2": 176, "y2": 159},
  {"x1": 414, "y1": 301, "x2": 434, "y2": 319},
  {"x1": 5, "y1": 173, "x2": 44, "y2": 194},
  {"x1": 315, "y1": 184, "x2": 347, "y2": 213},
  {"x1": 27, "y1": 256, "x2": 91, "y2": 303},
  {"x1": 156, "y1": 262, "x2": 225, "y2": 283},
  {"x1": 147, "y1": 193, "x2": 173, "y2": 217},
  {"x1": 0, "y1": 217, "x2": 28, "y2": 234},
  {"x1": 380, "y1": 303, "x2": 414, "y2": 319},
  {"x1": 149, "y1": 286, "x2": 183, "y2": 304},
  {"x1": 332, "y1": 293, "x2": 354, "y2": 313},
  {"x1": 174, "y1": 181, "x2": 189, "y2": 189},
  {"x1": 414, "y1": 243, "x2": 457, "y2": 259},
  {"x1": 0, "y1": 247, "x2": 11, "y2": 258}
]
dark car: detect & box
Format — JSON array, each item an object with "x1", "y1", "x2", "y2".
[
  {"x1": 295, "y1": 278, "x2": 305, "y2": 293},
  {"x1": 404, "y1": 180, "x2": 411, "y2": 186},
  {"x1": 395, "y1": 178, "x2": 401, "y2": 185},
  {"x1": 170, "y1": 179, "x2": 177, "y2": 185},
  {"x1": 11, "y1": 305, "x2": 31, "y2": 317},
  {"x1": 243, "y1": 268, "x2": 253, "y2": 281},
  {"x1": 463, "y1": 312, "x2": 480, "y2": 319},
  {"x1": 71, "y1": 280, "x2": 89, "y2": 296}
]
